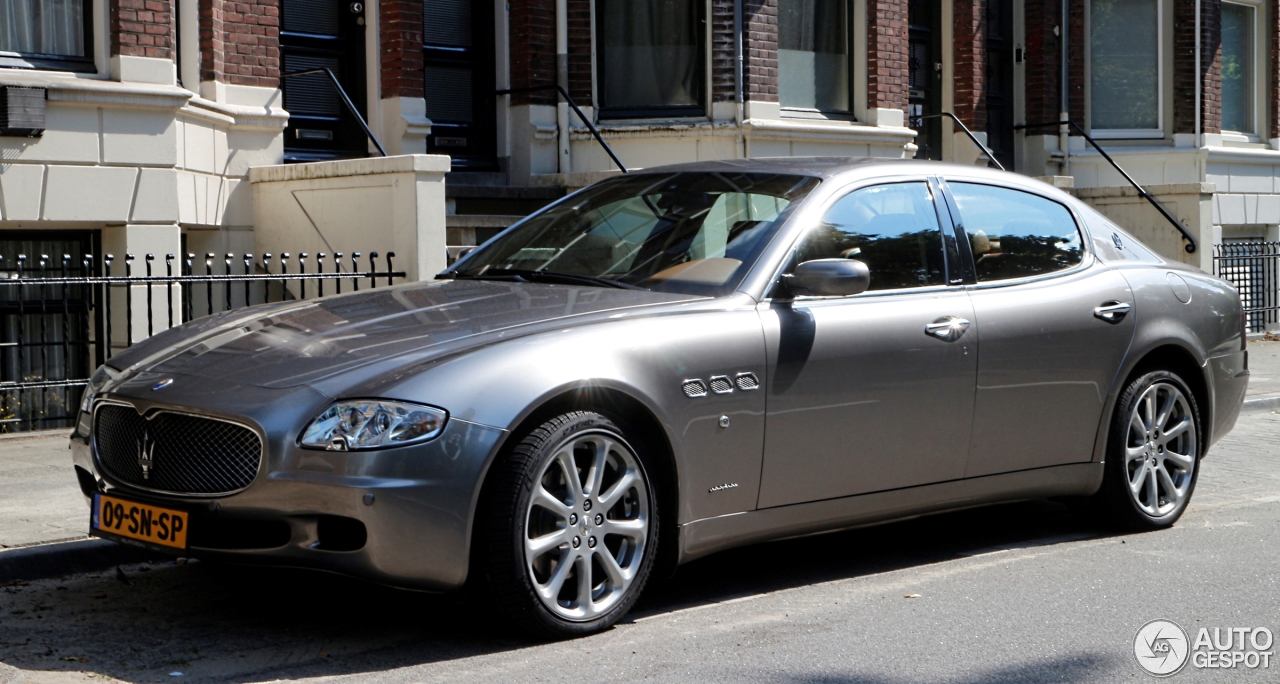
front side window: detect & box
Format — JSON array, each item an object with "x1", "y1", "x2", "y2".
[
  {"x1": 1221, "y1": 2, "x2": 1255, "y2": 134},
  {"x1": 1090, "y1": 0, "x2": 1160, "y2": 132},
  {"x1": 949, "y1": 182, "x2": 1084, "y2": 282},
  {"x1": 596, "y1": 0, "x2": 705, "y2": 118},
  {"x1": 452, "y1": 172, "x2": 820, "y2": 296},
  {"x1": 0, "y1": 0, "x2": 92, "y2": 70},
  {"x1": 778, "y1": 0, "x2": 850, "y2": 112},
  {"x1": 794, "y1": 183, "x2": 947, "y2": 291}
]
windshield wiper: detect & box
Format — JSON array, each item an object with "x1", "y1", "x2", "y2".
[{"x1": 456, "y1": 269, "x2": 645, "y2": 290}]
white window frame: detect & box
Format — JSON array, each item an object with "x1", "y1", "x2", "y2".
[
  {"x1": 1086, "y1": 0, "x2": 1166, "y2": 139},
  {"x1": 1220, "y1": 0, "x2": 1265, "y2": 142}
]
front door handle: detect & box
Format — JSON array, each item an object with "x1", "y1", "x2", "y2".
[
  {"x1": 1094, "y1": 301, "x2": 1132, "y2": 324},
  {"x1": 925, "y1": 316, "x2": 971, "y2": 342}
]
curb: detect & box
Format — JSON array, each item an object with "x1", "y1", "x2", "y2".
[
  {"x1": 1242, "y1": 396, "x2": 1280, "y2": 414},
  {"x1": 0, "y1": 538, "x2": 163, "y2": 584}
]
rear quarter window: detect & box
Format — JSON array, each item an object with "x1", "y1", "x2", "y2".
[{"x1": 950, "y1": 182, "x2": 1085, "y2": 282}]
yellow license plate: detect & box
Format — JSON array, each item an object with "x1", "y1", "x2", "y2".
[{"x1": 91, "y1": 493, "x2": 189, "y2": 550}]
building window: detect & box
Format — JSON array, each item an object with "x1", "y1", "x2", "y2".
[
  {"x1": 1221, "y1": 2, "x2": 1255, "y2": 135},
  {"x1": 1089, "y1": 0, "x2": 1161, "y2": 135},
  {"x1": 779, "y1": 0, "x2": 850, "y2": 113},
  {"x1": 596, "y1": 0, "x2": 705, "y2": 118},
  {"x1": 0, "y1": 0, "x2": 94, "y2": 71}
]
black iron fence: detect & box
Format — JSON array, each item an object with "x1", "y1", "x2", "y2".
[
  {"x1": 0, "y1": 251, "x2": 404, "y2": 432},
  {"x1": 1214, "y1": 241, "x2": 1279, "y2": 333}
]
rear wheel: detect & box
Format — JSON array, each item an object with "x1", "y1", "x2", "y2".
[
  {"x1": 1098, "y1": 370, "x2": 1201, "y2": 530},
  {"x1": 476, "y1": 411, "x2": 658, "y2": 638}
]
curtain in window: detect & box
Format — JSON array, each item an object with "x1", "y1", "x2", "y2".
[
  {"x1": 1090, "y1": 0, "x2": 1158, "y2": 130},
  {"x1": 779, "y1": 0, "x2": 849, "y2": 111},
  {"x1": 1221, "y1": 3, "x2": 1254, "y2": 133},
  {"x1": 598, "y1": 0, "x2": 703, "y2": 114},
  {"x1": 0, "y1": 0, "x2": 85, "y2": 57}
]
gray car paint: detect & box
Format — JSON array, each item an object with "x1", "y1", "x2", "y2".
[{"x1": 71, "y1": 158, "x2": 1248, "y2": 590}]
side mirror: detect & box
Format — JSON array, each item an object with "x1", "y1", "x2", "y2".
[{"x1": 782, "y1": 258, "x2": 871, "y2": 297}]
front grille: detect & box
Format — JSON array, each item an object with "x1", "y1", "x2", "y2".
[{"x1": 94, "y1": 403, "x2": 262, "y2": 496}]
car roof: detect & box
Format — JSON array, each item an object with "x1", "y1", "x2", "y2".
[{"x1": 631, "y1": 157, "x2": 1078, "y2": 205}]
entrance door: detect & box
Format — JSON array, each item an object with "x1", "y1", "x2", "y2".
[
  {"x1": 424, "y1": 0, "x2": 498, "y2": 170},
  {"x1": 908, "y1": 0, "x2": 942, "y2": 159},
  {"x1": 985, "y1": 0, "x2": 1015, "y2": 169},
  {"x1": 281, "y1": 0, "x2": 369, "y2": 162}
]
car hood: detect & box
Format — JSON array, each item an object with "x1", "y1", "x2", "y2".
[{"x1": 109, "y1": 279, "x2": 704, "y2": 389}]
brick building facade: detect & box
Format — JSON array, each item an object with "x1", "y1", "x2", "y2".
[{"x1": 2, "y1": 0, "x2": 1280, "y2": 273}]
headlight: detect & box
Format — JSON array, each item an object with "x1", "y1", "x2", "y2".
[
  {"x1": 80, "y1": 365, "x2": 120, "y2": 413},
  {"x1": 300, "y1": 400, "x2": 447, "y2": 451}
]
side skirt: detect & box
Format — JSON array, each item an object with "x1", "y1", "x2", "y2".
[{"x1": 678, "y1": 463, "x2": 1104, "y2": 563}]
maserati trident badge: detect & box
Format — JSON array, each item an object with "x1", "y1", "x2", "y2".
[{"x1": 137, "y1": 430, "x2": 156, "y2": 480}]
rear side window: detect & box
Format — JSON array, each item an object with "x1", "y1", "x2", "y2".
[
  {"x1": 794, "y1": 182, "x2": 946, "y2": 291},
  {"x1": 949, "y1": 182, "x2": 1084, "y2": 282}
]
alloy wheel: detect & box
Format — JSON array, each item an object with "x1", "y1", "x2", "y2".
[
  {"x1": 524, "y1": 431, "x2": 649, "y2": 621},
  {"x1": 1124, "y1": 381, "x2": 1197, "y2": 518}
]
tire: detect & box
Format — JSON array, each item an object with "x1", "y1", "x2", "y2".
[
  {"x1": 475, "y1": 411, "x2": 659, "y2": 639},
  {"x1": 1097, "y1": 370, "x2": 1202, "y2": 531}
]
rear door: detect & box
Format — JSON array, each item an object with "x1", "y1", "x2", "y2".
[{"x1": 939, "y1": 179, "x2": 1137, "y2": 477}]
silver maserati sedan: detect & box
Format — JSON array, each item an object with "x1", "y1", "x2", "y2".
[{"x1": 71, "y1": 158, "x2": 1248, "y2": 638}]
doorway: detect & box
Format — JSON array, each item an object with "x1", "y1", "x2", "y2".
[
  {"x1": 280, "y1": 0, "x2": 369, "y2": 162},
  {"x1": 985, "y1": 0, "x2": 1015, "y2": 169},
  {"x1": 908, "y1": 0, "x2": 942, "y2": 159},
  {"x1": 424, "y1": 0, "x2": 498, "y2": 171}
]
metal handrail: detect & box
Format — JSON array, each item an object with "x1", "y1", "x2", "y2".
[
  {"x1": 1015, "y1": 120, "x2": 1196, "y2": 253},
  {"x1": 282, "y1": 68, "x2": 388, "y2": 157},
  {"x1": 495, "y1": 85, "x2": 628, "y2": 173},
  {"x1": 911, "y1": 112, "x2": 1006, "y2": 171}
]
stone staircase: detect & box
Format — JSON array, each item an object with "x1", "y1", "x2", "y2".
[{"x1": 445, "y1": 172, "x2": 564, "y2": 263}]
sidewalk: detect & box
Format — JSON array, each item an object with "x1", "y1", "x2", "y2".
[{"x1": 1, "y1": 340, "x2": 1278, "y2": 576}]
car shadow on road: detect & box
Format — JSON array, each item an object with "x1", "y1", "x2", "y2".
[{"x1": 0, "y1": 498, "x2": 1122, "y2": 683}]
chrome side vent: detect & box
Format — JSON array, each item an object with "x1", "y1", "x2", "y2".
[
  {"x1": 735, "y1": 372, "x2": 760, "y2": 391},
  {"x1": 708, "y1": 376, "x2": 734, "y2": 394},
  {"x1": 682, "y1": 379, "x2": 708, "y2": 398}
]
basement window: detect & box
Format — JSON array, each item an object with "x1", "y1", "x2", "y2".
[{"x1": 0, "y1": 0, "x2": 95, "y2": 72}]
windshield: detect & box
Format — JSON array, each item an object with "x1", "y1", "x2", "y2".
[{"x1": 449, "y1": 172, "x2": 820, "y2": 296}]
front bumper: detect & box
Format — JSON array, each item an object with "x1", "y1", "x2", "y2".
[{"x1": 70, "y1": 375, "x2": 506, "y2": 592}]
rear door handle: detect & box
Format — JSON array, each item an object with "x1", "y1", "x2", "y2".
[
  {"x1": 925, "y1": 316, "x2": 971, "y2": 342},
  {"x1": 1094, "y1": 301, "x2": 1132, "y2": 324}
]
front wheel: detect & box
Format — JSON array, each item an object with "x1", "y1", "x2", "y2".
[
  {"x1": 1098, "y1": 370, "x2": 1202, "y2": 530},
  {"x1": 475, "y1": 411, "x2": 658, "y2": 638}
]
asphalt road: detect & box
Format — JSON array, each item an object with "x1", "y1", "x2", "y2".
[{"x1": 2, "y1": 410, "x2": 1278, "y2": 684}]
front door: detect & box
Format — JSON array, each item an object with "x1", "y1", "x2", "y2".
[
  {"x1": 424, "y1": 0, "x2": 498, "y2": 170},
  {"x1": 281, "y1": 0, "x2": 368, "y2": 161},
  {"x1": 756, "y1": 181, "x2": 977, "y2": 508},
  {"x1": 985, "y1": 0, "x2": 1015, "y2": 169},
  {"x1": 939, "y1": 180, "x2": 1137, "y2": 477},
  {"x1": 908, "y1": 0, "x2": 942, "y2": 159}
]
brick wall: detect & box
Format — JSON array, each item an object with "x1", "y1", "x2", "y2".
[
  {"x1": 1174, "y1": 0, "x2": 1221, "y2": 134},
  {"x1": 867, "y1": 0, "x2": 907, "y2": 112},
  {"x1": 380, "y1": 0, "x2": 423, "y2": 98},
  {"x1": 509, "y1": 0, "x2": 557, "y2": 105},
  {"x1": 568, "y1": 0, "x2": 592, "y2": 104},
  {"x1": 1067, "y1": 0, "x2": 1085, "y2": 123},
  {"x1": 1023, "y1": 0, "x2": 1060, "y2": 126},
  {"x1": 1271, "y1": 0, "x2": 1280, "y2": 139},
  {"x1": 712, "y1": 0, "x2": 737, "y2": 103},
  {"x1": 198, "y1": 0, "x2": 280, "y2": 88},
  {"x1": 952, "y1": 0, "x2": 985, "y2": 129},
  {"x1": 743, "y1": 0, "x2": 778, "y2": 103},
  {"x1": 111, "y1": 0, "x2": 173, "y2": 58}
]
